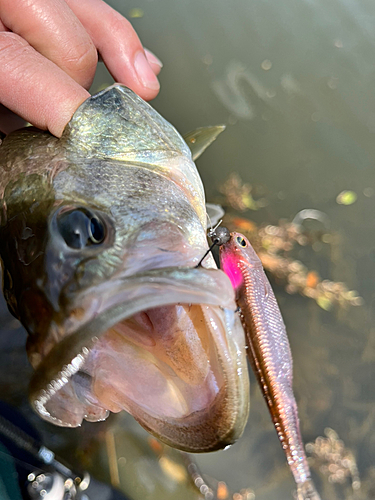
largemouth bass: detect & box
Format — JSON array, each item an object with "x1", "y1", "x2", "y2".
[
  {"x1": 0, "y1": 85, "x2": 249, "y2": 453},
  {"x1": 217, "y1": 230, "x2": 321, "y2": 500}
]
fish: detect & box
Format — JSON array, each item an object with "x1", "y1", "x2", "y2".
[
  {"x1": 216, "y1": 230, "x2": 321, "y2": 500},
  {"x1": 0, "y1": 85, "x2": 250, "y2": 453}
]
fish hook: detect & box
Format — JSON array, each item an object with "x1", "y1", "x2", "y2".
[{"x1": 196, "y1": 223, "x2": 231, "y2": 267}]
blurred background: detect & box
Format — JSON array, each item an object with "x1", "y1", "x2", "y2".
[{"x1": 2, "y1": 0, "x2": 375, "y2": 499}]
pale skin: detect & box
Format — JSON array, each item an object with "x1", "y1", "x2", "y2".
[{"x1": 0, "y1": 0, "x2": 162, "y2": 137}]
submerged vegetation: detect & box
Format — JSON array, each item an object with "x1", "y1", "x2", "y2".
[{"x1": 219, "y1": 173, "x2": 363, "y2": 312}]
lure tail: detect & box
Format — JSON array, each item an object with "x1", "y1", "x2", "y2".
[{"x1": 297, "y1": 480, "x2": 321, "y2": 500}]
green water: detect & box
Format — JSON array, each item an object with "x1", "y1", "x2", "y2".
[{"x1": 2, "y1": 0, "x2": 375, "y2": 498}]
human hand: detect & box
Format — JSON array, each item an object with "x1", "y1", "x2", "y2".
[{"x1": 0, "y1": 0, "x2": 162, "y2": 137}]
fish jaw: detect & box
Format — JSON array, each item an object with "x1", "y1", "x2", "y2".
[{"x1": 29, "y1": 267, "x2": 250, "y2": 452}]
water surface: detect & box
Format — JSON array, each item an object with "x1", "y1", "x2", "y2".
[{"x1": 2, "y1": 0, "x2": 375, "y2": 498}]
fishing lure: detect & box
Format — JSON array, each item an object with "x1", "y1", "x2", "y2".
[{"x1": 210, "y1": 228, "x2": 321, "y2": 500}]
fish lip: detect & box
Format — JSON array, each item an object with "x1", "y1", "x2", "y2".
[{"x1": 29, "y1": 266, "x2": 238, "y2": 424}]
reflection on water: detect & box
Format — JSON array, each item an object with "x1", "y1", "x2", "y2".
[
  {"x1": 212, "y1": 60, "x2": 271, "y2": 120},
  {"x1": 2, "y1": 0, "x2": 375, "y2": 498}
]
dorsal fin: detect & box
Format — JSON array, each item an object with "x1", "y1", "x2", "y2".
[{"x1": 183, "y1": 125, "x2": 225, "y2": 161}]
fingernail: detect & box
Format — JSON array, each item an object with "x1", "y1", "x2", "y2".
[
  {"x1": 134, "y1": 51, "x2": 160, "y2": 90},
  {"x1": 144, "y1": 48, "x2": 163, "y2": 69}
]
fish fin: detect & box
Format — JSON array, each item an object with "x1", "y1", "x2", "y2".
[
  {"x1": 62, "y1": 84, "x2": 191, "y2": 162},
  {"x1": 206, "y1": 203, "x2": 225, "y2": 227},
  {"x1": 183, "y1": 125, "x2": 226, "y2": 161}
]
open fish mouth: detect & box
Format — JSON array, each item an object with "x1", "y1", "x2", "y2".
[{"x1": 29, "y1": 267, "x2": 249, "y2": 452}]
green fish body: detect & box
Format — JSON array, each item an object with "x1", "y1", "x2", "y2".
[{"x1": 0, "y1": 85, "x2": 249, "y2": 452}]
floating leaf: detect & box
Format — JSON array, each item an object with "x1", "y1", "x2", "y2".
[
  {"x1": 129, "y1": 8, "x2": 144, "y2": 18},
  {"x1": 316, "y1": 295, "x2": 333, "y2": 311},
  {"x1": 336, "y1": 190, "x2": 357, "y2": 205},
  {"x1": 159, "y1": 456, "x2": 187, "y2": 483}
]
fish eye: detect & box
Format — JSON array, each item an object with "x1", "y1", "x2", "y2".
[
  {"x1": 236, "y1": 236, "x2": 247, "y2": 247},
  {"x1": 89, "y1": 216, "x2": 105, "y2": 244},
  {"x1": 57, "y1": 209, "x2": 106, "y2": 249}
]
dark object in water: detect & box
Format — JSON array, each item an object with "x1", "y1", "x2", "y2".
[{"x1": 0, "y1": 402, "x2": 129, "y2": 500}]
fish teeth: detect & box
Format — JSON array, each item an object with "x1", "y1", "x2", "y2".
[{"x1": 34, "y1": 347, "x2": 90, "y2": 426}]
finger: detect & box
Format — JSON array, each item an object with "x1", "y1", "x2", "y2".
[
  {"x1": 145, "y1": 48, "x2": 163, "y2": 76},
  {"x1": 0, "y1": 19, "x2": 8, "y2": 31},
  {"x1": 0, "y1": 32, "x2": 90, "y2": 137},
  {"x1": 96, "y1": 48, "x2": 163, "y2": 76},
  {"x1": 65, "y1": 0, "x2": 161, "y2": 101},
  {"x1": 0, "y1": 0, "x2": 98, "y2": 90}
]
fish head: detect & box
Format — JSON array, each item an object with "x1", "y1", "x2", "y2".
[
  {"x1": 219, "y1": 232, "x2": 263, "y2": 290},
  {"x1": 0, "y1": 86, "x2": 249, "y2": 452}
]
